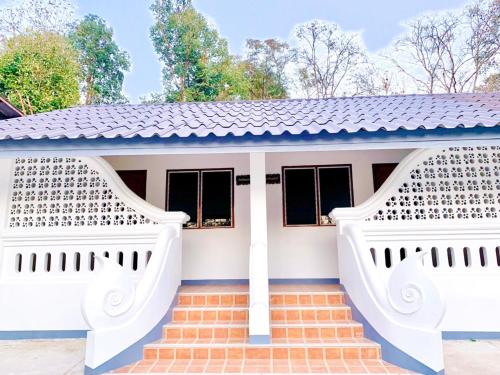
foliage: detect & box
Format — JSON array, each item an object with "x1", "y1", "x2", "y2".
[
  {"x1": 139, "y1": 92, "x2": 168, "y2": 104},
  {"x1": 150, "y1": 0, "x2": 247, "y2": 102},
  {"x1": 477, "y1": 73, "x2": 500, "y2": 92},
  {"x1": 0, "y1": 0, "x2": 76, "y2": 43},
  {"x1": 0, "y1": 32, "x2": 80, "y2": 114},
  {"x1": 243, "y1": 39, "x2": 290, "y2": 99},
  {"x1": 69, "y1": 14, "x2": 130, "y2": 105}
]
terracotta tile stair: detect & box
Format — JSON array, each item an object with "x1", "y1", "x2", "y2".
[{"x1": 112, "y1": 284, "x2": 412, "y2": 373}]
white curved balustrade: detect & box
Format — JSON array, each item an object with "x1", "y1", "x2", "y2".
[
  {"x1": 332, "y1": 146, "x2": 500, "y2": 373},
  {"x1": 0, "y1": 156, "x2": 188, "y2": 369},
  {"x1": 335, "y1": 223, "x2": 445, "y2": 371},
  {"x1": 83, "y1": 221, "x2": 187, "y2": 368}
]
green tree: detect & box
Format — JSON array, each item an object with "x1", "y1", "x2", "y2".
[
  {"x1": 0, "y1": 32, "x2": 80, "y2": 114},
  {"x1": 69, "y1": 14, "x2": 130, "y2": 105},
  {"x1": 244, "y1": 39, "x2": 289, "y2": 99},
  {"x1": 150, "y1": 0, "x2": 248, "y2": 102}
]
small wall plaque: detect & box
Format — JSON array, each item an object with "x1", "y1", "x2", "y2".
[
  {"x1": 266, "y1": 174, "x2": 281, "y2": 184},
  {"x1": 235, "y1": 174, "x2": 281, "y2": 185},
  {"x1": 236, "y1": 175, "x2": 250, "y2": 185}
]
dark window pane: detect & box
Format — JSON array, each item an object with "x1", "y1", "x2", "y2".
[
  {"x1": 116, "y1": 170, "x2": 147, "y2": 200},
  {"x1": 284, "y1": 168, "x2": 317, "y2": 225},
  {"x1": 318, "y1": 167, "x2": 352, "y2": 225},
  {"x1": 372, "y1": 163, "x2": 398, "y2": 192},
  {"x1": 167, "y1": 171, "x2": 199, "y2": 228},
  {"x1": 201, "y1": 170, "x2": 232, "y2": 227}
]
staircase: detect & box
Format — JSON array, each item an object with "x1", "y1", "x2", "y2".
[{"x1": 113, "y1": 284, "x2": 411, "y2": 374}]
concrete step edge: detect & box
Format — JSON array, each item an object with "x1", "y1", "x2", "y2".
[
  {"x1": 145, "y1": 341, "x2": 380, "y2": 349},
  {"x1": 164, "y1": 321, "x2": 362, "y2": 329}
]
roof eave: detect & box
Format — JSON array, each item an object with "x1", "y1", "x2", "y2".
[{"x1": 0, "y1": 127, "x2": 498, "y2": 158}]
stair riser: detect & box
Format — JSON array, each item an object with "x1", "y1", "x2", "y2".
[
  {"x1": 173, "y1": 309, "x2": 350, "y2": 323},
  {"x1": 163, "y1": 325, "x2": 363, "y2": 340},
  {"x1": 164, "y1": 327, "x2": 247, "y2": 340},
  {"x1": 173, "y1": 309, "x2": 248, "y2": 323},
  {"x1": 144, "y1": 346, "x2": 380, "y2": 361},
  {"x1": 270, "y1": 294, "x2": 344, "y2": 306},
  {"x1": 271, "y1": 309, "x2": 351, "y2": 321},
  {"x1": 179, "y1": 294, "x2": 249, "y2": 307},
  {"x1": 272, "y1": 326, "x2": 363, "y2": 339},
  {"x1": 178, "y1": 293, "x2": 344, "y2": 307}
]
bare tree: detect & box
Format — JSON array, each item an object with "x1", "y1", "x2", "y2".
[
  {"x1": 465, "y1": 0, "x2": 500, "y2": 92},
  {"x1": 0, "y1": 0, "x2": 76, "y2": 42},
  {"x1": 350, "y1": 62, "x2": 404, "y2": 96},
  {"x1": 292, "y1": 21, "x2": 366, "y2": 98},
  {"x1": 390, "y1": 15, "x2": 448, "y2": 93},
  {"x1": 390, "y1": 0, "x2": 499, "y2": 93}
]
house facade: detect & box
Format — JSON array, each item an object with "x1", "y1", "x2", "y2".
[
  {"x1": 106, "y1": 148, "x2": 409, "y2": 282},
  {"x1": 0, "y1": 93, "x2": 498, "y2": 374}
]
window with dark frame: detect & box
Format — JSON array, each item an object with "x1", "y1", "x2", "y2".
[
  {"x1": 282, "y1": 165, "x2": 353, "y2": 226},
  {"x1": 166, "y1": 169, "x2": 234, "y2": 229},
  {"x1": 372, "y1": 163, "x2": 398, "y2": 192},
  {"x1": 116, "y1": 170, "x2": 147, "y2": 200}
]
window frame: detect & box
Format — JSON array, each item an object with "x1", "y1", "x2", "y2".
[
  {"x1": 372, "y1": 163, "x2": 398, "y2": 192},
  {"x1": 165, "y1": 168, "x2": 235, "y2": 230},
  {"x1": 116, "y1": 170, "x2": 148, "y2": 200},
  {"x1": 281, "y1": 164, "x2": 354, "y2": 227}
]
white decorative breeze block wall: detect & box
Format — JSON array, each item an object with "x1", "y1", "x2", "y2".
[
  {"x1": 370, "y1": 147, "x2": 500, "y2": 222},
  {"x1": 9, "y1": 157, "x2": 155, "y2": 228}
]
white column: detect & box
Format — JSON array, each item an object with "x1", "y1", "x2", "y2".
[{"x1": 248, "y1": 152, "x2": 270, "y2": 344}]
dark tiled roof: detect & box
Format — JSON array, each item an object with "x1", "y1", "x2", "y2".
[
  {"x1": 0, "y1": 93, "x2": 498, "y2": 140},
  {"x1": 0, "y1": 97, "x2": 23, "y2": 121}
]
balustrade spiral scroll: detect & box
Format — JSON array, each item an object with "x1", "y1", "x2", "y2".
[
  {"x1": 386, "y1": 251, "x2": 445, "y2": 328},
  {"x1": 82, "y1": 256, "x2": 137, "y2": 330}
]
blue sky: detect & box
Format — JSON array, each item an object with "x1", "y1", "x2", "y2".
[{"x1": 2, "y1": 0, "x2": 469, "y2": 102}]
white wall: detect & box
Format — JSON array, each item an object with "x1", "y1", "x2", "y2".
[
  {"x1": 105, "y1": 149, "x2": 412, "y2": 281},
  {"x1": 105, "y1": 154, "x2": 251, "y2": 281}
]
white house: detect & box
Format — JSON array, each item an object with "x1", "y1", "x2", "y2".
[{"x1": 0, "y1": 92, "x2": 498, "y2": 374}]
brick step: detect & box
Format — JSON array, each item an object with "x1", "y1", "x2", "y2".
[
  {"x1": 178, "y1": 292, "x2": 249, "y2": 307},
  {"x1": 172, "y1": 305, "x2": 352, "y2": 323},
  {"x1": 271, "y1": 322, "x2": 363, "y2": 339},
  {"x1": 163, "y1": 321, "x2": 363, "y2": 340},
  {"x1": 177, "y1": 292, "x2": 345, "y2": 307},
  {"x1": 144, "y1": 339, "x2": 381, "y2": 361},
  {"x1": 172, "y1": 306, "x2": 248, "y2": 323},
  {"x1": 270, "y1": 305, "x2": 352, "y2": 321},
  {"x1": 114, "y1": 358, "x2": 412, "y2": 374},
  {"x1": 163, "y1": 323, "x2": 248, "y2": 340},
  {"x1": 270, "y1": 292, "x2": 344, "y2": 306}
]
